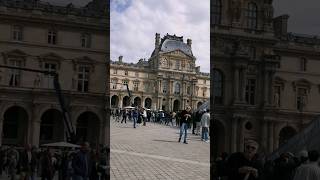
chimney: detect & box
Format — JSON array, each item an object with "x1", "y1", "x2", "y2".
[
  {"x1": 155, "y1": 33, "x2": 160, "y2": 49},
  {"x1": 118, "y1": 55, "x2": 123, "y2": 62},
  {"x1": 273, "y1": 14, "x2": 289, "y2": 38},
  {"x1": 187, "y1": 39, "x2": 192, "y2": 47}
]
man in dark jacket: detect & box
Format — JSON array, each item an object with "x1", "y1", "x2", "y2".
[
  {"x1": 72, "y1": 142, "x2": 92, "y2": 180},
  {"x1": 227, "y1": 140, "x2": 262, "y2": 180}
]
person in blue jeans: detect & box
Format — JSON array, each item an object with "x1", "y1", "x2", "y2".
[
  {"x1": 201, "y1": 109, "x2": 210, "y2": 142},
  {"x1": 133, "y1": 108, "x2": 138, "y2": 128},
  {"x1": 178, "y1": 106, "x2": 192, "y2": 144}
]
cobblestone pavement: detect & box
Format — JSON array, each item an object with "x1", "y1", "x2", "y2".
[{"x1": 110, "y1": 118, "x2": 210, "y2": 180}]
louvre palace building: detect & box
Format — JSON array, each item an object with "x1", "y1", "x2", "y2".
[
  {"x1": 0, "y1": 0, "x2": 108, "y2": 147},
  {"x1": 212, "y1": 0, "x2": 320, "y2": 156},
  {"x1": 110, "y1": 33, "x2": 210, "y2": 112}
]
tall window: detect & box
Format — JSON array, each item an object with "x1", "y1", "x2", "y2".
[
  {"x1": 81, "y1": 33, "x2": 91, "y2": 48},
  {"x1": 111, "y1": 79, "x2": 117, "y2": 89},
  {"x1": 213, "y1": 69, "x2": 223, "y2": 104},
  {"x1": 9, "y1": 60, "x2": 21, "y2": 86},
  {"x1": 247, "y1": 3, "x2": 258, "y2": 29},
  {"x1": 245, "y1": 79, "x2": 256, "y2": 105},
  {"x1": 77, "y1": 66, "x2": 89, "y2": 92},
  {"x1": 202, "y1": 88, "x2": 207, "y2": 97},
  {"x1": 12, "y1": 25, "x2": 23, "y2": 41},
  {"x1": 300, "y1": 58, "x2": 307, "y2": 72},
  {"x1": 175, "y1": 61, "x2": 180, "y2": 70},
  {"x1": 297, "y1": 88, "x2": 307, "y2": 111},
  {"x1": 187, "y1": 86, "x2": 191, "y2": 95},
  {"x1": 174, "y1": 83, "x2": 180, "y2": 95},
  {"x1": 125, "y1": 70, "x2": 128, "y2": 76},
  {"x1": 113, "y1": 69, "x2": 117, "y2": 74},
  {"x1": 135, "y1": 72, "x2": 139, "y2": 77},
  {"x1": 48, "y1": 30, "x2": 57, "y2": 44},
  {"x1": 133, "y1": 81, "x2": 139, "y2": 91},
  {"x1": 249, "y1": 46, "x2": 256, "y2": 60},
  {"x1": 163, "y1": 82, "x2": 167, "y2": 94},
  {"x1": 44, "y1": 62, "x2": 57, "y2": 89},
  {"x1": 122, "y1": 80, "x2": 128, "y2": 90},
  {"x1": 212, "y1": 0, "x2": 222, "y2": 25}
]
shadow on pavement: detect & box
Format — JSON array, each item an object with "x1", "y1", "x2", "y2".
[{"x1": 152, "y1": 139, "x2": 179, "y2": 143}]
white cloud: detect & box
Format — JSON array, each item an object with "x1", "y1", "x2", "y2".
[{"x1": 111, "y1": 0, "x2": 210, "y2": 73}]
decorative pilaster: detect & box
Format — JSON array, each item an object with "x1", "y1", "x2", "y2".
[
  {"x1": 240, "y1": 67, "x2": 247, "y2": 102},
  {"x1": 268, "y1": 121, "x2": 274, "y2": 152},
  {"x1": 231, "y1": 117, "x2": 238, "y2": 153},
  {"x1": 0, "y1": 118, "x2": 3, "y2": 145},
  {"x1": 234, "y1": 66, "x2": 240, "y2": 103},
  {"x1": 261, "y1": 119, "x2": 268, "y2": 153}
]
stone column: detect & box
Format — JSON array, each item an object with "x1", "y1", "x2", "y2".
[
  {"x1": 159, "y1": 97, "x2": 162, "y2": 110},
  {"x1": 119, "y1": 95, "x2": 123, "y2": 108},
  {"x1": 169, "y1": 98, "x2": 172, "y2": 112},
  {"x1": 264, "y1": 70, "x2": 269, "y2": 105},
  {"x1": 0, "y1": 118, "x2": 3, "y2": 145},
  {"x1": 234, "y1": 66, "x2": 240, "y2": 103},
  {"x1": 142, "y1": 96, "x2": 145, "y2": 108},
  {"x1": 31, "y1": 120, "x2": 41, "y2": 147},
  {"x1": 268, "y1": 71, "x2": 275, "y2": 105},
  {"x1": 231, "y1": 117, "x2": 238, "y2": 153},
  {"x1": 273, "y1": 122, "x2": 279, "y2": 150},
  {"x1": 261, "y1": 119, "x2": 268, "y2": 153},
  {"x1": 240, "y1": 67, "x2": 247, "y2": 102},
  {"x1": 238, "y1": 118, "x2": 246, "y2": 152},
  {"x1": 268, "y1": 121, "x2": 274, "y2": 152}
]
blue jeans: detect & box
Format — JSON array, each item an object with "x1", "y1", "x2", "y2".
[
  {"x1": 133, "y1": 116, "x2": 137, "y2": 128},
  {"x1": 179, "y1": 123, "x2": 188, "y2": 142},
  {"x1": 73, "y1": 175, "x2": 89, "y2": 180},
  {"x1": 202, "y1": 127, "x2": 209, "y2": 141}
]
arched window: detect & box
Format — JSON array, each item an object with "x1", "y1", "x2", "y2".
[
  {"x1": 212, "y1": 0, "x2": 222, "y2": 25},
  {"x1": 213, "y1": 69, "x2": 223, "y2": 104},
  {"x1": 247, "y1": 2, "x2": 258, "y2": 29},
  {"x1": 174, "y1": 83, "x2": 181, "y2": 95}
]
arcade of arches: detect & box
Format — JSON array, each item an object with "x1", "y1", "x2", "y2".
[
  {"x1": 213, "y1": 117, "x2": 299, "y2": 157},
  {"x1": 0, "y1": 105, "x2": 106, "y2": 147},
  {"x1": 110, "y1": 94, "x2": 204, "y2": 112}
]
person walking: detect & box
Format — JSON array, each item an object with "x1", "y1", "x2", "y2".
[
  {"x1": 293, "y1": 150, "x2": 320, "y2": 180},
  {"x1": 201, "y1": 109, "x2": 210, "y2": 143},
  {"x1": 132, "y1": 108, "x2": 138, "y2": 128},
  {"x1": 72, "y1": 142, "x2": 92, "y2": 180},
  {"x1": 142, "y1": 107, "x2": 147, "y2": 126},
  {"x1": 121, "y1": 109, "x2": 127, "y2": 124},
  {"x1": 227, "y1": 140, "x2": 262, "y2": 180},
  {"x1": 41, "y1": 148, "x2": 55, "y2": 180},
  {"x1": 178, "y1": 106, "x2": 192, "y2": 144}
]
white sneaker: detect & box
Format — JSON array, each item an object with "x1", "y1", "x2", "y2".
[{"x1": 205, "y1": 140, "x2": 210, "y2": 143}]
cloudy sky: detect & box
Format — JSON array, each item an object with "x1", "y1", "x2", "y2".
[{"x1": 110, "y1": 0, "x2": 210, "y2": 72}]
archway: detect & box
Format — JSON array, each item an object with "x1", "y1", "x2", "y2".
[
  {"x1": 213, "y1": 120, "x2": 226, "y2": 159},
  {"x1": 3, "y1": 106, "x2": 28, "y2": 145},
  {"x1": 76, "y1": 111, "x2": 100, "y2": 146},
  {"x1": 123, "y1": 96, "x2": 130, "y2": 107},
  {"x1": 279, "y1": 126, "x2": 297, "y2": 147},
  {"x1": 39, "y1": 109, "x2": 64, "y2": 144},
  {"x1": 197, "y1": 102, "x2": 203, "y2": 109},
  {"x1": 111, "y1": 95, "x2": 119, "y2": 108},
  {"x1": 133, "y1": 97, "x2": 142, "y2": 107},
  {"x1": 173, "y1": 100, "x2": 180, "y2": 112},
  {"x1": 144, "y1": 98, "x2": 152, "y2": 109}
]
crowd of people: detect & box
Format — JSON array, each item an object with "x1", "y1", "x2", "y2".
[
  {"x1": 111, "y1": 106, "x2": 211, "y2": 144},
  {"x1": 214, "y1": 140, "x2": 320, "y2": 180},
  {"x1": 0, "y1": 142, "x2": 109, "y2": 180}
]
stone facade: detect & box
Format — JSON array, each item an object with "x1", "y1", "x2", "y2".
[
  {"x1": 212, "y1": 0, "x2": 320, "y2": 156},
  {"x1": 0, "y1": 0, "x2": 108, "y2": 147},
  {"x1": 110, "y1": 33, "x2": 210, "y2": 112}
]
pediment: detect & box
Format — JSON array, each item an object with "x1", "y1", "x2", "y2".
[
  {"x1": 162, "y1": 49, "x2": 193, "y2": 59},
  {"x1": 39, "y1": 52, "x2": 64, "y2": 60},
  {"x1": 2, "y1": 49, "x2": 27, "y2": 57}
]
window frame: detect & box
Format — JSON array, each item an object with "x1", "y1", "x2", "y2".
[
  {"x1": 212, "y1": 0, "x2": 222, "y2": 25},
  {"x1": 77, "y1": 65, "x2": 90, "y2": 92},
  {"x1": 246, "y1": 2, "x2": 258, "y2": 30}
]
